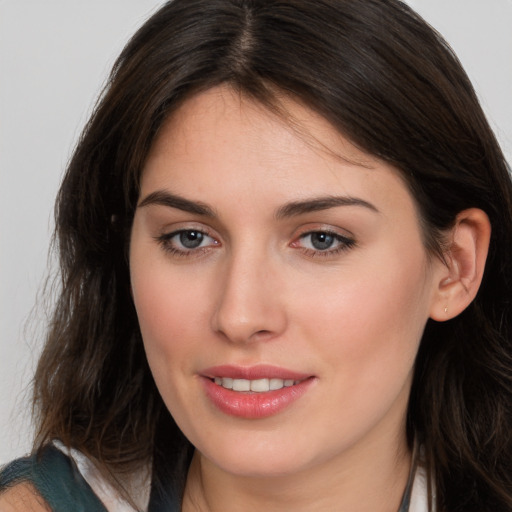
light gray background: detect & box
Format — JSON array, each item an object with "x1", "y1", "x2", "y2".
[{"x1": 1, "y1": 0, "x2": 511, "y2": 464}]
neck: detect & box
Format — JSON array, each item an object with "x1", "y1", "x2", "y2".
[{"x1": 182, "y1": 434, "x2": 412, "y2": 512}]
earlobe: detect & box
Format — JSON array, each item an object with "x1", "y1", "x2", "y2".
[{"x1": 430, "y1": 208, "x2": 491, "y2": 321}]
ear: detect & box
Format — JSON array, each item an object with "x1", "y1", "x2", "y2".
[{"x1": 430, "y1": 208, "x2": 491, "y2": 321}]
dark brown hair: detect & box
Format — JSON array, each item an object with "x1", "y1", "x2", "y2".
[{"x1": 33, "y1": 1, "x2": 512, "y2": 510}]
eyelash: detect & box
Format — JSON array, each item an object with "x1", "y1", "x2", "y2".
[
  {"x1": 155, "y1": 228, "x2": 219, "y2": 257},
  {"x1": 292, "y1": 230, "x2": 356, "y2": 258},
  {"x1": 155, "y1": 229, "x2": 356, "y2": 259}
]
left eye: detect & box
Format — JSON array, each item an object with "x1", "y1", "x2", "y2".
[
  {"x1": 159, "y1": 229, "x2": 217, "y2": 251},
  {"x1": 298, "y1": 231, "x2": 353, "y2": 252},
  {"x1": 175, "y1": 230, "x2": 209, "y2": 249}
]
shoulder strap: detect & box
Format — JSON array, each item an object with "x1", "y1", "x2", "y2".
[{"x1": 0, "y1": 445, "x2": 108, "y2": 512}]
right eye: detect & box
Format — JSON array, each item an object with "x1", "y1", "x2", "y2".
[{"x1": 156, "y1": 229, "x2": 219, "y2": 256}]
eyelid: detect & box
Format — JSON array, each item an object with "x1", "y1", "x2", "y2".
[
  {"x1": 291, "y1": 223, "x2": 355, "y2": 242},
  {"x1": 154, "y1": 225, "x2": 221, "y2": 257},
  {"x1": 290, "y1": 226, "x2": 357, "y2": 258}
]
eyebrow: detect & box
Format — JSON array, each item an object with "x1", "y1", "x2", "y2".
[
  {"x1": 275, "y1": 196, "x2": 379, "y2": 219},
  {"x1": 138, "y1": 190, "x2": 379, "y2": 218},
  {"x1": 138, "y1": 190, "x2": 216, "y2": 217}
]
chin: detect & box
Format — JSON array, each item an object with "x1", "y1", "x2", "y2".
[
  {"x1": 191, "y1": 428, "x2": 326, "y2": 479},
  {"x1": 208, "y1": 451, "x2": 307, "y2": 478}
]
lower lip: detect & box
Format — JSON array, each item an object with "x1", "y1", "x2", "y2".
[{"x1": 201, "y1": 377, "x2": 315, "y2": 419}]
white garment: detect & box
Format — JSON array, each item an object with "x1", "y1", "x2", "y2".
[
  {"x1": 409, "y1": 466, "x2": 432, "y2": 512},
  {"x1": 53, "y1": 440, "x2": 150, "y2": 512}
]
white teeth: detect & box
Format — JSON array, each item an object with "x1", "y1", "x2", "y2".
[
  {"x1": 232, "y1": 379, "x2": 251, "y2": 391},
  {"x1": 222, "y1": 377, "x2": 233, "y2": 389},
  {"x1": 214, "y1": 377, "x2": 300, "y2": 392},
  {"x1": 250, "y1": 378, "x2": 270, "y2": 392},
  {"x1": 269, "y1": 378, "x2": 284, "y2": 390},
  {"x1": 214, "y1": 377, "x2": 233, "y2": 389}
]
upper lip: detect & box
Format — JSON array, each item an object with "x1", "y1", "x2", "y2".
[{"x1": 201, "y1": 364, "x2": 312, "y2": 381}]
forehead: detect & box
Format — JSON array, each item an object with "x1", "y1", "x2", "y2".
[
  {"x1": 141, "y1": 85, "x2": 417, "y2": 225},
  {"x1": 148, "y1": 86, "x2": 377, "y2": 172}
]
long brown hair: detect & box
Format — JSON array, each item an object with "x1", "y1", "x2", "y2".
[{"x1": 34, "y1": 1, "x2": 512, "y2": 509}]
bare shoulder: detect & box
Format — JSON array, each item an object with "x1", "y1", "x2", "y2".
[{"x1": 0, "y1": 482, "x2": 51, "y2": 511}]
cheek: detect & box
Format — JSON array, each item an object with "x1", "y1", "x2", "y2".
[
  {"x1": 130, "y1": 262, "x2": 212, "y2": 427},
  {"x1": 132, "y1": 265, "x2": 206, "y2": 359},
  {"x1": 292, "y1": 246, "x2": 431, "y2": 382},
  {"x1": 129, "y1": 230, "x2": 210, "y2": 382}
]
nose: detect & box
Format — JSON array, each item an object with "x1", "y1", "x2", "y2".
[{"x1": 211, "y1": 248, "x2": 287, "y2": 344}]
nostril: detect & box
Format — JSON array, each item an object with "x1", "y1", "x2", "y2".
[{"x1": 250, "y1": 330, "x2": 274, "y2": 341}]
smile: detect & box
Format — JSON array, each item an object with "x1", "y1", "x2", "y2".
[
  {"x1": 201, "y1": 366, "x2": 316, "y2": 419},
  {"x1": 213, "y1": 377, "x2": 300, "y2": 392}
]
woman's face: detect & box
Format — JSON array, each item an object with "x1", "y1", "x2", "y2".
[{"x1": 130, "y1": 86, "x2": 444, "y2": 478}]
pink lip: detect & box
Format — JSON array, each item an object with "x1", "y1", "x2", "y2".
[
  {"x1": 200, "y1": 365, "x2": 315, "y2": 419},
  {"x1": 201, "y1": 364, "x2": 311, "y2": 381}
]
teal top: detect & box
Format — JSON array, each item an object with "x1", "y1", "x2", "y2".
[
  {"x1": 0, "y1": 445, "x2": 107, "y2": 511},
  {"x1": 0, "y1": 445, "x2": 179, "y2": 512}
]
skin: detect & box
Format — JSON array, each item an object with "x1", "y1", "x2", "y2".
[
  {"x1": 129, "y1": 85, "x2": 451, "y2": 512},
  {"x1": 0, "y1": 483, "x2": 51, "y2": 511}
]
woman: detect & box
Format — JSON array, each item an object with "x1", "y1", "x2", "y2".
[{"x1": 1, "y1": 0, "x2": 511, "y2": 510}]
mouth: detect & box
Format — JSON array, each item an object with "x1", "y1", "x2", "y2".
[{"x1": 200, "y1": 365, "x2": 315, "y2": 419}]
